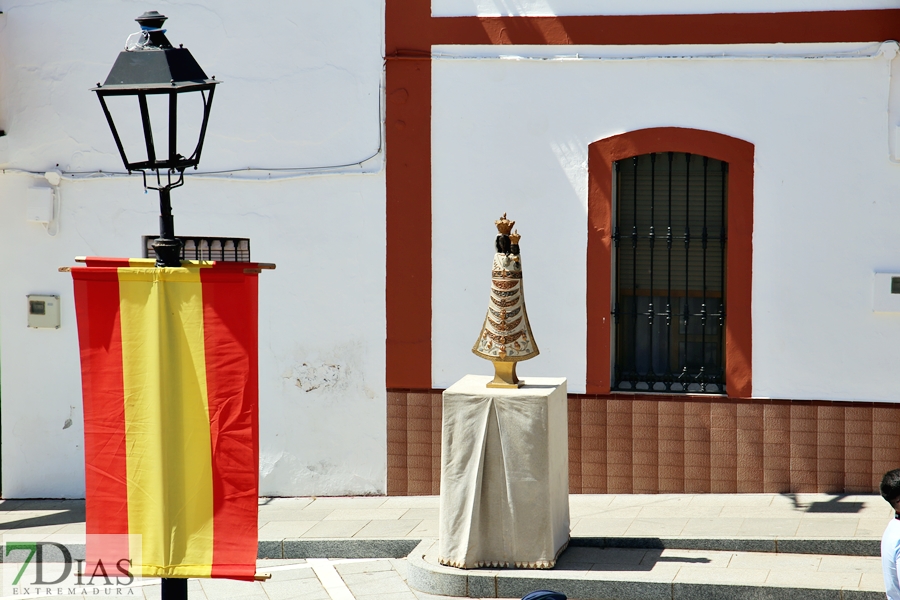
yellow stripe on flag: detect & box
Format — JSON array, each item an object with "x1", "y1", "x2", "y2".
[{"x1": 118, "y1": 266, "x2": 214, "y2": 578}]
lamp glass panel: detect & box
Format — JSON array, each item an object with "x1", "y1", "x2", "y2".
[
  {"x1": 102, "y1": 95, "x2": 149, "y2": 166},
  {"x1": 175, "y1": 90, "x2": 206, "y2": 162},
  {"x1": 145, "y1": 93, "x2": 171, "y2": 162},
  {"x1": 144, "y1": 92, "x2": 206, "y2": 165},
  {"x1": 102, "y1": 90, "x2": 208, "y2": 169}
]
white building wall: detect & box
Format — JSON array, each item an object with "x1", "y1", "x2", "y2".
[
  {"x1": 431, "y1": 43, "x2": 900, "y2": 402},
  {"x1": 0, "y1": 0, "x2": 386, "y2": 498},
  {"x1": 5, "y1": 0, "x2": 900, "y2": 497}
]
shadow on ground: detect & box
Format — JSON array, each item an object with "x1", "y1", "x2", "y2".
[
  {"x1": 781, "y1": 493, "x2": 865, "y2": 514},
  {"x1": 0, "y1": 499, "x2": 85, "y2": 530},
  {"x1": 554, "y1": 546, "x2": 711, "y2": 572}
]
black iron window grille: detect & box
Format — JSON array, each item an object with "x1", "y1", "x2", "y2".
[
  {"x1": 143, "y1": 236, "x2": 250, "y2": 262},
  {"x1": 612, "y1": 152, "x2": 727, "y2": 394}
]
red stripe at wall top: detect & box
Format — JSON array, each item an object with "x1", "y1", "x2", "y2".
[{"x1": 430, "y1": 11, "x2": 900, "y2": 46}]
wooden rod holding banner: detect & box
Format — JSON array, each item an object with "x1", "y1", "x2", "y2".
[{"x1": 71, "y1": 256, "x2": 277, "y2": 269}]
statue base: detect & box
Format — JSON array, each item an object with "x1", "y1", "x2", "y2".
[
  {"x1": 486, "y1": 361, "x2": 523, "y2": 388},
  {"x1": 439, "y1": 375, "x2": 570, "y2": 568}
]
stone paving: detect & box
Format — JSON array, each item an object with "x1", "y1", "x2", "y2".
[
  {"x1": 0, "y1": 493, "x2": 888, "y2": 544},
  {"x1": 0, "y1": 493, "x2": 892, "y2": 599},
  {"x1": 256, "y1": 493, "x2": 891, "y2": 542}
]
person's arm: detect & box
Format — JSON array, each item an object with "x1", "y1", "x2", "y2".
[
  {"x1": 886, "y1": 534, "x2": 900, "y2": 600},
  {"x1": 892, "y1": 547, "x2": 900, "y2": 600}
]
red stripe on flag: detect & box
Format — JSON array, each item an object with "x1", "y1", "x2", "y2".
[
  {"x1": 72, "y1": 268, "x2": 130, "y2": 561},
  {"x1": 201, "y1": 267, "x2": 260, "y2": 580}
]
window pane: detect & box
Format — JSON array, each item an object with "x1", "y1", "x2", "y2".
[{"x1": 613, "y1": 153, "x2": 727, "y2": 394}]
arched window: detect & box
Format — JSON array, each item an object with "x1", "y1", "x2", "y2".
[
  {"x1": 586, "y1": 128, "x2": 753, "y2": 398},
  {"x1": 613, "y1": 153, "x2": 727, "y2": 393}
]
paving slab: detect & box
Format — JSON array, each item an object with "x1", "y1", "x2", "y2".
[
  {"x1": 570, "y1": 517, "x2": 634, "y2": 536},
  {"x1": 258, "y1": 519, "x2": 318, "y2": 538},
  {"x1": 354, "y1": 518, "x2": 423, "y2": 538}
]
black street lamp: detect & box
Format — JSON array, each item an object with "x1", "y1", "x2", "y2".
[
  {"x1": 93, "y1": 11, "x2": 220, "y2": 267},
  {"x1": 91, "y1": 14, "x2": 220, "y2": 600}
]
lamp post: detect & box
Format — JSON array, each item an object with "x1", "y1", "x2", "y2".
[
  {"x1": 93, "y1": 11, "x2": 220, "y2": 267},
  {"x1": 91, "y1": 12, "x2": 220, "y2": 600}
]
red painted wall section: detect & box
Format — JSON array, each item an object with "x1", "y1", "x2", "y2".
[
  {"x1": 385, "y1": 0, "x2": 434, "y2": 388},
  {"x1": 587, "y1": 128, "x2": 754, "y2": 398},
  {"x1": 386, "y1": 0, "x2": 432, "y2": 54}
]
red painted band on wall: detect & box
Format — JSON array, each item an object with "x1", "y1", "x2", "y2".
[
  {"x1": 587, "y1": 128, "x2": 753, "y2": 397},
  {"x1": 431, "y1": 11, "x2": 900, "y2": 47}
]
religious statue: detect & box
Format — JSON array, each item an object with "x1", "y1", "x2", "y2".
[{"x1": 472, "y1": 213, "x2": 539, "y2": 388}]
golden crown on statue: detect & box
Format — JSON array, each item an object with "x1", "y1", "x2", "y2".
[
  {"x1": 509, "y1": 230, "x2": 521, "y2": 244},
  {"x1": 495, "y1": 213, "x2": 515, "y2": 235}
]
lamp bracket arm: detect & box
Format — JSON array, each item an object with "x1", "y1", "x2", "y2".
[{"x1": 140, "y1": 168, "x2": 185, "y2": 192}]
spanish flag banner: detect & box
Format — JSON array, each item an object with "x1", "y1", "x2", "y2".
[{"x1": 71, "y1": 257, "x2": 265, "y2": 580}]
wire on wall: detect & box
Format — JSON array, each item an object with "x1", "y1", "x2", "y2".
[{"x1": 2, "y1": 80, "x2": 386, "y2": 183}]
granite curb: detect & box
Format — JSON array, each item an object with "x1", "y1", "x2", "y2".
[
  {"x1": 570, "y1": 537, "x2": 880, "y2": 557},
  {"x1": 257, "y1": 538, "x2": 421, "y2": 559},
  {"x1": 255, "y1": 536, "x2": 880, "y2": 559}
]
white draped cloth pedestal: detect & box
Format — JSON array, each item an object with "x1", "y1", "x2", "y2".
[{"x1": 438, "y1": 375, "x2": 569, "y2": 569}]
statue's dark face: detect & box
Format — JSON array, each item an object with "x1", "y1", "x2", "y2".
[{"x1": 495, "y1": 234, "x2": 511, "y2": 255}]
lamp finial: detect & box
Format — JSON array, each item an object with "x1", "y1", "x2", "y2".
[{"x1": 135, "y1": 11, "x2": 168, "y2": 30}]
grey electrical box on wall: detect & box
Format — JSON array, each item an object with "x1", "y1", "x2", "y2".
[{"x1": 27, "y1": 294, "x2": 60, "y2": 328}]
